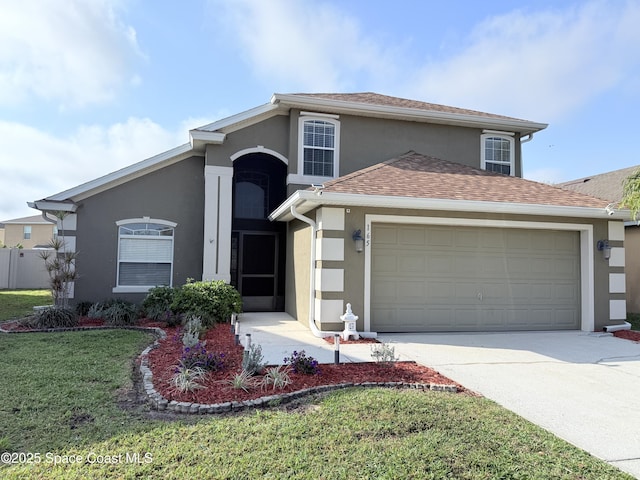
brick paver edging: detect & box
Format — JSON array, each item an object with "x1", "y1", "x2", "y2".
[
  {"x1": 138, "y1": 341, "x2": 458, "y2": 415},
  {"x1": 0, "y1": 322, "x2": 458, "y2": 414}
]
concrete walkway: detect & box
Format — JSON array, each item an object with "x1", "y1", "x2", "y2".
[
  {"x1": 380, "y1": 330, "x2": 640, "y2": 479},
  {"x1": 235, "y1": 312, "x2": 376, "y2": 365},
  {"x1": 237, "y1": 313, "x2": 640, "y2": 478}
]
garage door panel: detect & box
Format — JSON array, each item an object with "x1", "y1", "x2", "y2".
[{"x1": 371, "y1": 224, "x2": 580, "y2": 332}]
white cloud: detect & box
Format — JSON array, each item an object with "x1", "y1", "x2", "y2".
[
  {"x1": 408, "y1": 1, "x2": 640, "y2": 120},
  {"x1": 0, "y1": 0, "x2": 143, "y2": 108},
  {"x1": 0, "y1": 118, "x2": 195, "y2": 221},
  {"x1": 208, "y1": 0, "x2": 399, "y2": 92}
]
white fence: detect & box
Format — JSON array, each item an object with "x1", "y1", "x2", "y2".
[{"x1": 0, "y1": 249, "x2": 50, "y2": 289}]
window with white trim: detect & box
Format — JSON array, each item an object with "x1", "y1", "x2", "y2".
[
  {"x1": 23, "y1": 225, "x2": 31, "y2": 240},
  {"x1": 293, "y1": 115, "x2": 340, "y2": 183},
  {"x1": 116, "y1": 219, "x2": 176, "y2": 289},
  {"x1": 481, "y1": 133, "x2": 514, "y2": 176}
]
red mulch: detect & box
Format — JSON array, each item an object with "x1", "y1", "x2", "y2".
[
  {"x1": 613, "y1": 330, "x2": 640, "y2": 342},
  {"x1": 147, "y1": 323, "x2": 464, "y2": 404}
]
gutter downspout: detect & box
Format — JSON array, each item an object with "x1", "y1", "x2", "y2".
[
  {"x1": 603, "y1": 321, "x2": 631, "y2": 333},
  {"x1": 521, "y1": 133, "x2": 534, "y2": 143},
  {"x1": 289, "y1": 205, "x2": 341, "y2": 338}
]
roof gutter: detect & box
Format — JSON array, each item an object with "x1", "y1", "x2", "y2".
[
  {"x1": 271, "y1": 94, "x2": 548, "y2": 135},
  {"x1": 270, "y1": 191, "x2": 626, "y2": 222}
]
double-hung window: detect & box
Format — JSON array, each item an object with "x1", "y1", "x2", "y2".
[
  {"x1": 481, "y1": 132, "x2": 515, "y2": 176},
  {"x1": 114, "y1": 218, "x2": 176, "y2": 292},
  {"x1": 290, "y1": 114, "x2": 340, "y2": 184}
]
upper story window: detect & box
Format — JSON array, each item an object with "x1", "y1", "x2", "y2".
[
  {"x1": 290, "y1": 114, "x2": 340, "y2": 184},
  {"x1": 23, "y1": 225, "x2": 31, "y2": 240},
  {"x1": 114, "y1": 218, "x2": 176, "y2": 292},
  {"x1": 481, "y1": 132, "x2": 515, "y2": 176}
]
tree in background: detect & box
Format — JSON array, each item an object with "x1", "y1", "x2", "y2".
[{"x1": 621, "y1": 169, "x2": 640, "y2": 221}]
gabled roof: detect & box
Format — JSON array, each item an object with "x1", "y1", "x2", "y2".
[
  {"x1": 270, "y1": 152, "x2": 619, "y2": 221},
  {"x1": 559, "y1": 164, "x2": 640, "y2": 203},
  {"x1": 2, "y1": 214, "x2": 51, "y2": 225},
  {"x1": 32, "y1": 92, "x2": 547, "y2": 209},
  {"x1": 270, "y1": 92, "x2": 547, "y2": 135}
]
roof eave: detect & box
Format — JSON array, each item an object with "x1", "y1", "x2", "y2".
[
  {"x1": 270, "y1": 191, "x2": 622, "y2": 222},
  {"x1": 28, "y1": 200, "x2": 78, "y2": 213},
  {"x1": 271, "y1": 94, "x2": 547, "y2": 135},
  {"x1": 45, "y1": 142, "x2": 195, "y2": 202}
]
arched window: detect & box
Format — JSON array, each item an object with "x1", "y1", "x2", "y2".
[
  {"x1": 234, "y1": 171, "x2": 268, "y2": 219},
  {"x1": 114, "y1": 218, "x2": 176, "y2": 291},
  {"x1": 481, "y1": 132, "x2": 515, "y2": 176}
]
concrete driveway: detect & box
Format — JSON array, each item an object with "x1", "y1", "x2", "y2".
[{"x1": 379, "y1": 331, "x2": 640, "y2": 478}]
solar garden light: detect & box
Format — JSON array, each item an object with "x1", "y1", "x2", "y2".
[
  {"x1": 334, "y1": 334, "x2": 340, "y2": 365},
  {"x1": 234, "y1": 319, "x2": 240, "y2": 345},
  {"x1": 230, "y1": 312, "x2": 237, "y2": 334},
  {"x1": 243, "y1": 333, "x2": 252, "y2": 363}
]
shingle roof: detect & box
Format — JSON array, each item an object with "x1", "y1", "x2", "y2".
[
  {"x1": 320, "y1": 151, "x2": 608, "y2": 209},
  {"x1": 559, "y1": 165, "x2": 640, "y2": 203},
  {"x1": 1, "y1": 214, "x2": 50, "y2": 224},
  {"x1": 290, "y1": 92, "x2": 534, "y2": 123}
]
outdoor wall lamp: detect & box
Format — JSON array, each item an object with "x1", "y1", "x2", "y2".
[
  {"x1": 597, "y1": 240, "x2": 611, "y2": 260},
  {"x1": 352, "y1": 229, "x2": 364, "y2": 253}
]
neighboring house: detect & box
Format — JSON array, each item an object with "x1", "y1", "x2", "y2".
[
  {"x1": 0, "y1": 222, "x2": 5, "y2": 246},
  {"x1": 29, "y1": 92, "x2": 628, "y2": 333},
  {"x1": 1, "y1": 214, "x2": 56, "y2": 249},
  {"x1": 560, "y1": 165, "x2": 640, "y2": 313}
]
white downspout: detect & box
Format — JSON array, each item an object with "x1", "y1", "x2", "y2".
[
  {"x1": 290, "y1": 205, "x2": 341, "y2": 338},
  {"x1": 603, "y1": 321, "x2": 631, "y2": 333}
]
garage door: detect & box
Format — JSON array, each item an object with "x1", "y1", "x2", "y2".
[{"x1": 371, "y1": 224, "x2": 581, "y2": 332}]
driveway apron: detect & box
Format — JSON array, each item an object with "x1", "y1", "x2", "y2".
[{"x1": 379, "y1": 331, "x2": 640, "y2": 478}]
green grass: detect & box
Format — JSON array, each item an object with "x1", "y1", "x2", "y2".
[
  {"x1": 627, "y1": 312, "x2": 640, "y2": 330},
  {"x1": 0, "y1": 289, "x2": 52, "y2": 321},
  {"x1": 0, "y1": 330, "x2": 632, "y2": 479}
]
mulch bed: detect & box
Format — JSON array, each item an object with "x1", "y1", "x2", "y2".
[
  {"x1": 147, "y1": 323, "x2": 466, "y2": 404},
  {"x1": 613, "y1": 330, "x2": 640, "y2": 342}
]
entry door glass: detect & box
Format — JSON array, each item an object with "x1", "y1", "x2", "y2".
[{"x1": 241, "y1": 234, "x2": 276, "y2": 296}]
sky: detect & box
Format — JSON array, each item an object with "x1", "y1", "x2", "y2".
[{"x1": 1, "y1": 0, "x2": 639, "y2": 221}]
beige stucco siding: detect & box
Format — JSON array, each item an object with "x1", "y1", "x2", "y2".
[
  {"x1": 285, "y1": 219, "x2": 312, "y2": 327},
  {"x1": 626, "y1": 226, "x2": 640, "y2": 313}
]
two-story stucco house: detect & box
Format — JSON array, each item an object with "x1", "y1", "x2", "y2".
[{"x1": 29, "y1": 93, "x2": 629, "y2": 334}]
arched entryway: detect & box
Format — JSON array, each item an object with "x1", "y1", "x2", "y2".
[{"x1": 231, "y1": 153, "x2": 287, "y2": 311}]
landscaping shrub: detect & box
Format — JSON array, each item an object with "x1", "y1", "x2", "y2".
[
  {"x1": 181, "y1": 315, "x2": 205, "y2": 348},
  {"x1": 284, "y1": 350, "x2": 320, "y2": 375},
  {"x1": 87, "y1": 299, "x2": 138, "y2": 326},
  {"x1": 179, "y1": 342, "x2": 225, "y2": 372},
  {"x1": 370, "y1": 342, "x2": 399, "y2": 366},
  {"x1": 74, "y1": 301, "x2": 93, "y2": 317},
  {"x1": 171, "y1": 279, "x2": 242, "y2": 327},
  {"x1": 34, "y1": 306, "x2": 78, "y2": 328},
  {"x1": 242, "y1": 343, "x2": 267, "y2": 375},
  {"x1": 142, "y1": 286, "x2": 176, "y2": 321}
]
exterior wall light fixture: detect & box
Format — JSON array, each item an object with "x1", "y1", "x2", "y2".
[
  {"x1": 597, "y1": 240, "x2": 611, "y2": 260},
  {"x1": 352, "y1": 229, "x2": 364, "y2": 253}
]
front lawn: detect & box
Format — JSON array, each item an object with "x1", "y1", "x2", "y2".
[
  {"x1": 0, "y1": 289, "x2": 52, "y2": 321},
  {"x1": 0, "y1": 329, "x2": 631, "y2": 479}
]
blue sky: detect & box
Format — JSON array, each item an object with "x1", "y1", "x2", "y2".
[{"x1": 1, "y1": 0, "x2": 639, "y2": 221}]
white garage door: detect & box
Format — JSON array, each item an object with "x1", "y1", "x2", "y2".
[{"x1": 371, "y1": 224, "x2": 581, "y2": 332}]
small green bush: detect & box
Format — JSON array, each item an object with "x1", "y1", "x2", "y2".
[
  {"x1": 142, "y1": 286, "x2": 176, "y2": 321},
  {"x1": 242, "y1": 343, "x2": 267, "y2": 375},
  {"x1": 171, "y1": 280, "x2": 242, "y2": 327},
  {"x1": 34, "y1": 306, "x2": 78, "y2": 328},
  {"x1": 75, "y1": 301, "x2": 93, "y2": 317},
  {"x1": 87, "y1": 299, "x2": 138, "y2": 326}
]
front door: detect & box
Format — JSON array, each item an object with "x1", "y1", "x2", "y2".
[
  {"x1": 231, "y1": 153, "x2": 287, "y2": 311},
  {"x1": 232, "y1": 232, "x2": 279, "y2": 311}
]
